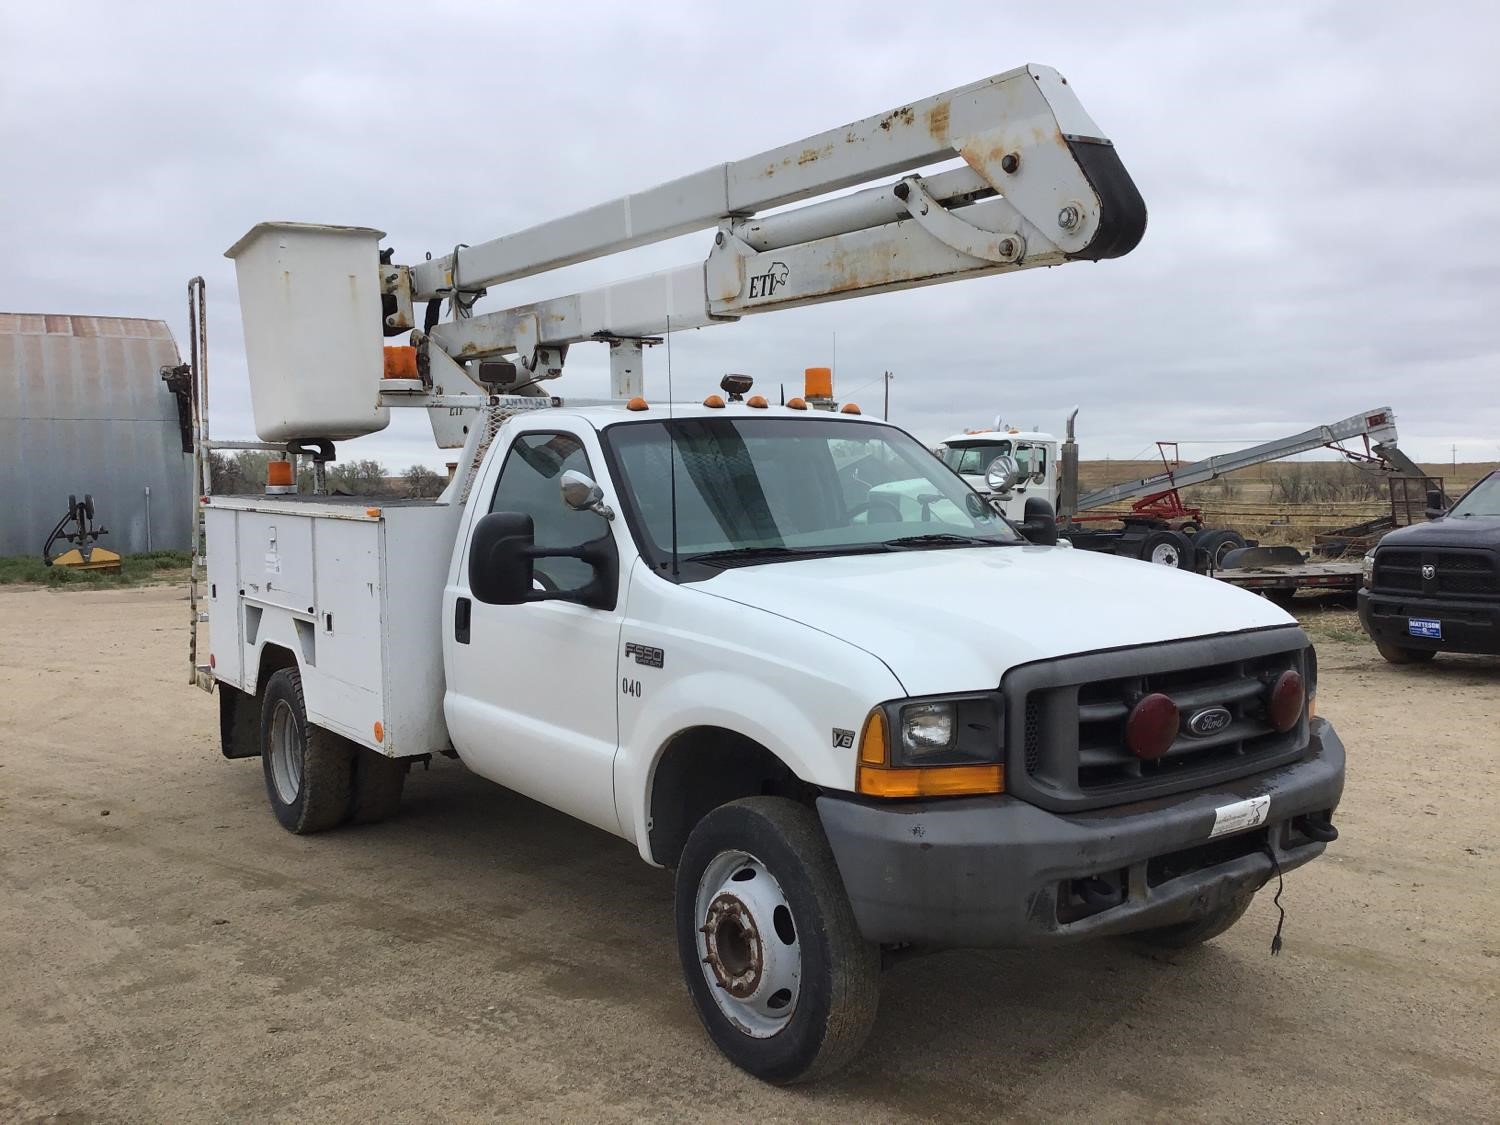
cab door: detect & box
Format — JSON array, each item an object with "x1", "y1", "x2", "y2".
[{"x1": 444, "y1": 427, "x2": 626, "y2": 835}]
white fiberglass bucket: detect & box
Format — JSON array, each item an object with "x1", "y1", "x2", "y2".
[{"x1": 226, "y1": 222, "x2": 390, "y2": 443}]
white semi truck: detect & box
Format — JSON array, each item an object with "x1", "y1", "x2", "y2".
[{"x1": 189, "y1": 66, "x2": 1344, "y2": 1084}]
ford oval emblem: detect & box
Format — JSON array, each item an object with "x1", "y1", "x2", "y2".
[{"x1": 1187, "y1": 706, "x2": 1233, "y2": 737}]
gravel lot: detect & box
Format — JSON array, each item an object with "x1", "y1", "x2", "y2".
[{"x1": 2, "y1": 585, "x2": 1496, "y2": 1122}]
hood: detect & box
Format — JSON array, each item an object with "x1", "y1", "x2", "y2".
[
  {"x1": 1376, "y1": 516, "x2": 1500, "y2": 549},
  {"x1": 693, "y1": 545, "x2": 1296, "y2": 696}
]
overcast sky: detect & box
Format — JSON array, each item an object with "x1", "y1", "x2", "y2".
[{"x1": 3, "y1": 1, "x2": 1495, "y2": 470}]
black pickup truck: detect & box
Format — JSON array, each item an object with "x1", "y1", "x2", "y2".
[{"x1": 1359, "y1": 470, "x2": 1500, "y2": 663}]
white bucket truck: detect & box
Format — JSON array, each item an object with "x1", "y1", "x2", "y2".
[{"x1": 190, "y1": 66, "x2": 1343, "y2": 1083}]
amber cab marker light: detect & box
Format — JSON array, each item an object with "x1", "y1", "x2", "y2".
[
  {"x1": 786, "y1": 396, "x2": 807, "y2": 410},
  {"x1": 626, "y1": 396, "x2": 650, "y2": 412},
  {"x1": 840, "y1": 402, "x2": 862, "y2": 415},
  {"x1": 702, "y1": 394, "x2": 725, "y2": 408},
  {"x1": 746, "y1": 395, "x2": 768, "y2": 408}
]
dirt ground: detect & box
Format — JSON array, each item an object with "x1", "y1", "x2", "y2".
[{"x1": 1, "y1": 584, "x2": 1496, "y2": 1123}]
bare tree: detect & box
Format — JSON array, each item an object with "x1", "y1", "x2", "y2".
[{"x1": 403, "y1": 464, "x2": 445, "y2": 499}]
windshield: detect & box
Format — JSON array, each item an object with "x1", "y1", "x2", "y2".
[
  {"x1": 1449, "y1": 472, "x2": 1500, "y2": 518},
  {"x1": 941, "y1": 441, "x2": 1010, "y2": 476},
  {"x1": 605, "y1": 416, "x2": 1022, "y2": 568}
]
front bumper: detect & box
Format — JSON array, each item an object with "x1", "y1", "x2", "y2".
[
  {"x1": 817, "y1": 718, "x2": 1345, "y2": 948},
  {"x1": 1358, "y1": 589, "x2": 1500, "y2": 655}
]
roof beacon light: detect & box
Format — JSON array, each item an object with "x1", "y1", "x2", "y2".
[{"x1": 266, "y1": 459, "x2": 296, "y2": 495}]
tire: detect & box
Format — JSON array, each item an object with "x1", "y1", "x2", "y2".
[
  {"x1": 1195, "y1": 529, "x2": 1247, "y2": 571},
  {"x1": 675, "y1": 797, "x2": 880, "y2": 1084},
  {"x1": 1375, "y1": 642, "x2": 1437, "y2": 665},
  {"x1": 349, "y1": 748, "x2": 407, "y2": 824},
  {"x1": 259, "y1": 666, "x2": 353, "y2": 834},
  {"x1": 1133, "y1": 890, "x2": 1255, "y2": 949},
  {"x1": 1139, "y1": 529, "x2": 1195, "y2": 570},
  {"x1": 1263, "y1": 588, "x2": 1299, "y2": 609}
]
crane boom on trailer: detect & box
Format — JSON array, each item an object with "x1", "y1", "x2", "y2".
[
  {"x1": 191, "y1": 64, "x2": 1348, "y2": 1085},
  {"x1": 1069, "y1": 408, "x2": 1401, "y2": 516}
]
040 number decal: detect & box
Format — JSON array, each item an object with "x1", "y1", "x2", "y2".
[{"x1": 622, "y1": 678, "x2": 642, "y2": 698}]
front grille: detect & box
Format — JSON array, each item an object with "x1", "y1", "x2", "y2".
[
  {"x1": 1373, "y1": 548, "x2": 1497, "y2": 599},
  {"x1": 1003, "y1": 629, "x2": 1311, "y2": 812}
]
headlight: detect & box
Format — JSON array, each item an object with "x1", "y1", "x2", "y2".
[
  {"x1": 1361, "y1": 549, "x2": 1376, "y2": 587},
  {"x1": 900, "y1": 702, "x2": 955, "y2": 757},
  {"x1": 855, "y1": 693, "x2": 1005, "y2": 797}
]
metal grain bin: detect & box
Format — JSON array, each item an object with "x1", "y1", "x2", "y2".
[{"x1": 1, "y1": 313, "x2": 192, "y2": 557}]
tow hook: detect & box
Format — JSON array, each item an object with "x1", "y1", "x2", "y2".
[{"x1": 1293, "y1": 813, "x2": 1339, "y2": 843}]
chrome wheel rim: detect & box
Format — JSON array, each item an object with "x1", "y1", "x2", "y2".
[
  {"x1": 268, "y1": 700, "x2": 302, "y2": 806},
  {"x1": 694, "y1": 850, "x2": 801, "y2": 1038}
]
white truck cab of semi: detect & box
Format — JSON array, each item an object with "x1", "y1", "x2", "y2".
[{"x1": 191, "y1": 65, "x2": 1344, "y2": 1084}]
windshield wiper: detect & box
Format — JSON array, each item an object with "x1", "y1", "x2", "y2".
[{"x1": 882, "y1": 532, "x2": 1015, "y2": 549}]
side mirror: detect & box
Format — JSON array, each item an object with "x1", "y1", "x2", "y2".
[
  {"x1": 468, "y1": 512, "x2": 538, "y2": 605},
  {"x1": 985, "y1": 454, "x2": 1022, "y2": 494},
  {"x1": 561, "y1": 469, "x2": 614, "y2": 520},
  {"x1": 1020, "y1": 497, "x2": 1058, "y2": 546},
  {"x1": 468, "y1": 511, "x2": 620, "y2": 610},
  {"x1": 1425, "y1": 488, "x2": 1446, "y2": 520}
]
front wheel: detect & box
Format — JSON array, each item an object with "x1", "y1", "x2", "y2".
[
  {"x1": 675, "y1": 797, "x2": 879, "y2": 1084},
  {"x1": 1375, "y1": 642, "x2": 1437, "y2": 665}
]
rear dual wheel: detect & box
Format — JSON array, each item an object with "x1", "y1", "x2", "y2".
[
  {"x1": 259, "y1": 666, "x2": 405, "y2": 834},
  {"x1": 675, "y1": 798, "x2": 880, "y2": 1084}
]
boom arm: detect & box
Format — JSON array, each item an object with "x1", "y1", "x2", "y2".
[
  {"x1": 1073, "y1": 408, "x2": 1402, "y2": 514},
  {"x1": 394, "y1": 64, "x2": 1145, "y2": 390}
]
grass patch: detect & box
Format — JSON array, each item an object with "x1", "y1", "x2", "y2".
[
  {"x1": 0, "y1": 550, "x2": 192, "y2": 588},
  {"x1": 1293, "y1": 603, "x2": 1370, "y2": 647}
]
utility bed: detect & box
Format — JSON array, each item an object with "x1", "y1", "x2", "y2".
[{"x1": 203, "y1": 494, "x2": 461, "y2": 757}]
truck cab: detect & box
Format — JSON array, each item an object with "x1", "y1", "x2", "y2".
[{"x1": 937, "y1": 428, "x2": 1060, "y2": 522}]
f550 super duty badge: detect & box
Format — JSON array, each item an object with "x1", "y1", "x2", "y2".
[{"x1": 625, "y1": 642, "x2": 665, "y2": 669}]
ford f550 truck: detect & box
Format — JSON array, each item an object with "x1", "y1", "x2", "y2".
[{"x1": 188, "y1": 66, "x2": 1345, "y2": 1083}]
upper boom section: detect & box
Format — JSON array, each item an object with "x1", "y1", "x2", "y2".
[{"x1": 411, "y1": 64, "x2": 1143, "y2": 302}]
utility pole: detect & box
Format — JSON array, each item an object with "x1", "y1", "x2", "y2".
[{"x1": 883, "y1": 371, "x2": 892, "y2": 420}]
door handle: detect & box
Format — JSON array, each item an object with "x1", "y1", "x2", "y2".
[{"x1": 455, "y1": 596, "x2": 471, "y2": 644}]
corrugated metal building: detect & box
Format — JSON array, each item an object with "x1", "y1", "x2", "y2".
[{"x1": 1, "y1": 313, "x2": 192, "y2": 557}]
